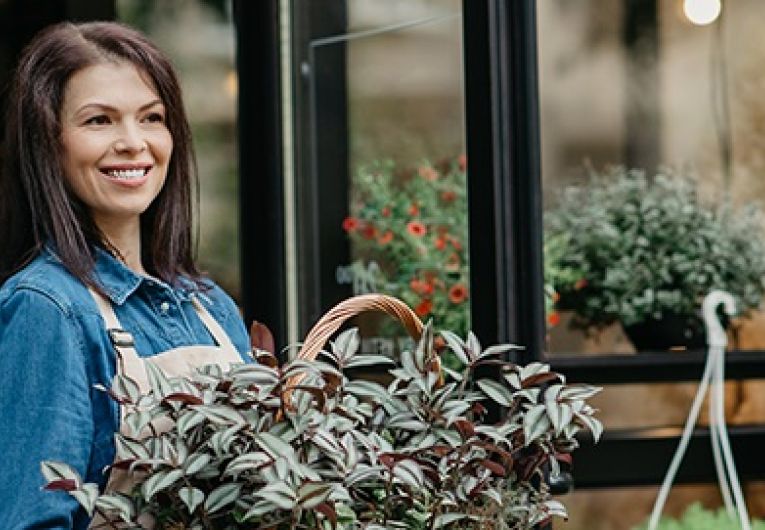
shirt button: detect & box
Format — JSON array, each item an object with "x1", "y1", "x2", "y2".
[{"x1": 160, "y1": 301, "x2": 171, "y2": 313}]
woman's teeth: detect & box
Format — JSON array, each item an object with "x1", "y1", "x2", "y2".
[{"x1": 105, "y1": 168, "x2": 147, "y2": 180}]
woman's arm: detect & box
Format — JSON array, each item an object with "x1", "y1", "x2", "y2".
[{"x1": 0, "y1": 287, "x2": 94, "y2": 530}]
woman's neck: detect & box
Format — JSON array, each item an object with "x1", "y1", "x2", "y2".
[{"x1": 95, "y1": 216, "x2": 146, "y2": 275}]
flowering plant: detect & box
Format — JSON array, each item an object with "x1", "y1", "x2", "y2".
[
  {"x1": 544, "y1": 167, "x2": 765, "y2": 340},
  {"x1": 342, "y1": 156, "x2": 470, "y2": 334}
]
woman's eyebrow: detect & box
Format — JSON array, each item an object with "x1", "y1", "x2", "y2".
[{"x1": 74, "y1": 99, "x2": 164, "y2": 115}]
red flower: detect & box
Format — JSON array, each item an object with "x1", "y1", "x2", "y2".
[
  {"x1": 381, "y1": 206, "x2": 391, "y2": 217},
  {"x1": 440, "y1": 190, "x2": 457, "y2": 203},
  {"x1": 458, "y1": 154, "x2": 467, "y2": 171},
  {"x1": 574, "y1": 278, "x2": 588, "y2": 290},
  {"x1": 378, "y1": 230, "x2": 393, "y2": 245},
  {"x1": 415, "y1": 299, "x2": 433, "y2": 317},
  {"x1": 361, "y1": 224, "x2": 377, "y2": 240},
  {"x1": 342, "y1": 216, "x2": 359, "y2": 232},
  {"x1": 408, "y1": 203, "x2": 420, "y2": 216},
  {"x1": 407, "y1": 221, "x2": 427, "y2": 237},
  {"x1": 418, "y1": 166, "x2": 439, "y2": 181},
  {"x1": 435, "y1": 237, "x2": 447, "y2": 250},
  {"x1": 410, "y1": 277, "x2": 434, "y2": 296},
  {"x1": 547, "y1": 311, "x2": 561, "y2": 327},
  {"x1": 448, "y1": 283, "x2": 469, "y2": 304}
]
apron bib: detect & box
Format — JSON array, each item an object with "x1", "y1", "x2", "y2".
[{"x1": 87, "y1": 289, "x2": 243, "y2": 529}]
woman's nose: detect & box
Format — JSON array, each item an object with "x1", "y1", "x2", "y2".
[{"x1": 113, "y1": 123, "x2": 147, "y2": 154}]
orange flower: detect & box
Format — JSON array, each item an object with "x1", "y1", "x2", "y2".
[
  {"x1": 418, "y1": 166, "x2": 439, "y2": 181},
  {"x1": 415, "y1": 299, "x2": 433, "y2": 317},
  {"x1": 448, "y1": 283, "x2": 469, "y2": 304},
  {"x1": 407, "y1": 221, "x2": 427, "y2": 237},
  {"x1": 408, "y1": 202, "x2": 420, "y2": 216},
  {"x1": 574, "y1": 278, "x2": 588, "y2": 290},
  {"x1": 547, "y1": 311, "x2": 561, "y2": 327},
  {"x1": 458, "y1": 153, "x2": 467, "y2": 171},
  {"x1": 378, "y1": 230, "x2": 393, "y2": 245},
  {"x1": 435, "y1": 237, "x2": 447, "y2": 250},
  {"x1": 440, "y1": 190, "x2": 457, "y2": 203},
  {"x1": 381, "y1": 206, "x2": 391, "y2": 217},
  {"x1": 342, "y1": 216, "x2": 359, "y2": 232}
]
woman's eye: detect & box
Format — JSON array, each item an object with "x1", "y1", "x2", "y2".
[
  {"x1": 84, "y1": 115, "x2": 110, "y2": 125},
  {"x1": 144, "y1": 112, "x2": 165, "y2": 123}
]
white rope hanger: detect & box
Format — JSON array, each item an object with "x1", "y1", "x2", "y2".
[{"x1": 648, "y1": 290, "x2": 751, "y2": 530}]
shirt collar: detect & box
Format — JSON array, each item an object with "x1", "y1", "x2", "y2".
[{"x1": 44, "y1": 245, "x2": 198, "y2": 305}]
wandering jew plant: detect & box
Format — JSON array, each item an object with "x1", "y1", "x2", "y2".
[{"x1": 44, "y1": 325, "x2": 601, "y2": 529}]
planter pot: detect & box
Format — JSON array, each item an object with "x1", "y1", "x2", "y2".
[{"x1": 623, "y1": 314, "x2": 707, "y2": 352}]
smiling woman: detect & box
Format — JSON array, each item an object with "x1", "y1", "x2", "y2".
[
  {"x1": 60, "y1": 62, "x2": 173, "y2": 272},
  {"x1": 0, "y1": 21, "x2": 250, "y2": 529}
]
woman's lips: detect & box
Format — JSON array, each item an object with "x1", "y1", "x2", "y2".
[{"x1": 99, "y1": 165, "x2": 152, "y2": 187}]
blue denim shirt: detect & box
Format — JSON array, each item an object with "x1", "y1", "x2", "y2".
[{"x1": 0, "y1": 248, "x2": 250, "y2": 529}]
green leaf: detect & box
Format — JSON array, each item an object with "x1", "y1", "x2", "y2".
[
  {"x1": 440, "y1": 330, "x2": 468, "y2": 366},
  {"x1": 109, "y1": 374, "x2": 141, "y2": 404},
  {"x1": 224, "y1": 452, "x2": 271, "y2": 476},
  {"x1": 192, "y1": 405, "x2": 246, "y2": 426},
  {"x1": 70, "y1": 483, "x2": 99, "y2": 517},
  {"x1": 177, "y1": 410, "x2": 205, "y2": 435},
  {"x1": 204, "y1": 482, "x2": 242, "y2": 514},
  {"x1": 179, "y1": 486, "x2": 205, "y2": 514},
  {"x1": 344, "y1": 380, "x2": 389, "y2": 402},
  {"x1": 141, "y1": 468, "x2": 183, "y2": 500},
  {"x1": 254, "y1": 481, "x2": 296, "y2": 510},
  {"x1": 523, "y1": 404, "x2": 551, "y2": 445},
  {"x1": 124, "y1": 410, "x2": 153, "y2": 437},
  {"x1": 41, "y1": 461, "x2": 81, "y2": 485},
  {"x1": 243, "y1": 499, "x2": 279, "y2": 520},
  {"x1": 183, "y1": 453, "x2": 212, "y2": 476},
  {"x1": 344, "y1": 355, "x2": 395, "y2": 369},
  {"x1": 297, "y1": 482, "x2": 333, "y2": 509},
  {"x1": 144, "y1": 360, "x2": 173, "y2": 398},
  {"x1": 333, "y1": 328, "x2": 361, "y2": 363},
  {"x1": 393, "y1": 459, "x2": 424, "y2": 488},
  {"x1": 94, "y1": 493, "x2": 135, "y2": 522},
  {"x1": 475, "y1": 379, "x2": 513, "y2": 407},
  {"x1": 255, "y1": 432, "x2": 296, "y2": 461}
]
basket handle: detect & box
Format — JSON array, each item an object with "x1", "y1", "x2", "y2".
[
  {"x1": 296, "y1": 294, "x2": 424, "y2": 361},
  {"x1": 283, "y1": 294, "x2": 424, "y2": 399}
]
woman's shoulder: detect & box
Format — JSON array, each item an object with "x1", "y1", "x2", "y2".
[{"x1": 0, "y1": 251, "x2": 93, "y2": 316}]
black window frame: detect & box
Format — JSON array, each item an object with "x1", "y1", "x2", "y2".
[{"x1": 234, "y1": 0, "x2": 765, "y2": 494}]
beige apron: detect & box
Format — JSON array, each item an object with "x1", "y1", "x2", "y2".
[{"x1": 87, "y1": 289, "x2": 244, "y2": 528}]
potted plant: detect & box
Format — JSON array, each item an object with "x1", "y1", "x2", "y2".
[
  {"x1": 544, "y1": 167, "x2": 765, "y2": 351},
  {"x1": 632, "y1": 502, "x2": 765, "y2": 530},
  {"x1": 43, "y1": 295, "x2": 602, "y2": 529},
  {"x1": 342, "y1": 156, "x2": 470, "y2": 335}
]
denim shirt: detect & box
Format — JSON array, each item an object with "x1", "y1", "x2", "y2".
[{"x1": 0, "y1": 248, "x2": 250, "y2": 529}]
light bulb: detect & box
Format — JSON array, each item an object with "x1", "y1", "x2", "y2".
[{"x1": 683, "y1": 0, "x2": 722, "y2": 26}]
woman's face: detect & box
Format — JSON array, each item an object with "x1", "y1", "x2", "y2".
[{"x1": 59, "y1": 61, "x2": 173, "y2": 231}]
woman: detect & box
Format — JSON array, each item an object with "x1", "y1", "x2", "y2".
[{"x1": 0, "y1": 21, "x2": 250, "y2": 529}]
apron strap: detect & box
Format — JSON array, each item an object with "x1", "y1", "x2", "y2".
[
  {"x1": 189, "y1": 295, "x2": 240, "y2": 354},
  {"x1": 87, "y1": 288, "x2": 150, "y2": 390}
]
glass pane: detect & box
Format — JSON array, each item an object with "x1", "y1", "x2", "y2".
[
  {"x1": 309, "y1": 1, "x2": 468, "y2": 354},
  {"x1": 539, "y1": 1, "x2": 765, "y2": 355},
  {"x1": 117, "y1": 0, "x2": 241, "y2": 301}
]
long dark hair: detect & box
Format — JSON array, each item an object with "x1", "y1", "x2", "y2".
[{"x1": 0, "y1": 21, "x2": 200, "y2": 287}]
